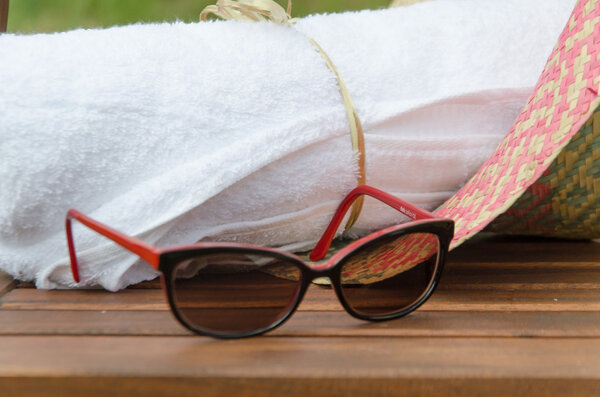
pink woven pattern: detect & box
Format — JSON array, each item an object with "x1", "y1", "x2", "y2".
[
  {"x1": 340, "y1": 232, "x2": 438, "y2": 284},
  {"x1": 435, "y1": 0, "x2": 600, "y2": 249}
]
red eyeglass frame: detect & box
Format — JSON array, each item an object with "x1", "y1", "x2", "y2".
[{"x1": 66, "y1": 185, "x2": 454, "y2": 337}]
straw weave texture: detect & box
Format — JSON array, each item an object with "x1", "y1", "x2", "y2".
[
  {"x1": 435, "y1": 0, "x2": 600, "y2": 249},
  {"x1": 338, "y1": 232, "x2": 438, "y2": 284},
  {"x1": 389, "y1": 0, "x2": 429, "y2": 7},
  {"x1": 489, "y1": 104, "x2": 600, "y2": 238}
]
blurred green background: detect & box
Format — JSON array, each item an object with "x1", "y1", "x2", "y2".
[{"x1": 6, "y1": 0, "x2": 392, "y2": 33}]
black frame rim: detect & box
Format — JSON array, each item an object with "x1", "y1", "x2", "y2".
[
  {"x1": 160, "y1": 247, "x2": 311, "y2": 339},
  {"x1": 331, "y1": 220, "x2": 452, "y2": 322},
  {"x1": 158, "y1": 219, "x2": 454, "y2": 338}
]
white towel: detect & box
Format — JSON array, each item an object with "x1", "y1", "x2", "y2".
[{"x1": 0, "y1": 0, "x2": 576, "y2": 290}]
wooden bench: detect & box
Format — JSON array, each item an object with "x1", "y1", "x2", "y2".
[
  {"x1": 1, "y1": 235, "x2": 599, "y2": 396},
  {"x1": 2, "y1": 2, "x2": 599, "y2": 395}
]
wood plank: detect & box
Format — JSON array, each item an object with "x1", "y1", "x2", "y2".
[
  {"x1": 0, "y1": 337, "x2": 599, "y2": 391},
  {"x1": 0, "y1": 310, "x2": 599, "y2": 338},
  {"x1": 0, "y1": 309, "x2": 186, "y2": 336},
  {"x1": 0, "y1": 271, "x2": 15, "y2": 297},
  {"x1": 3, "y1": 281, "x2": 599, "y2": 311},
  {"x1": 0, "y1": 288, "x2": 169, "y2": 311},
  {"x1": 1, "y1": 376, "x2": 599, "y2": 397},
  {"x1": 441, "y1": 263, "x2": 600, "y2": 287},
  {"x1": 447, "y1": 236, "x2": 600, "y2": 263},
  {"x1": 301, "y1": 285, "x2": 600, "y2": 312}
]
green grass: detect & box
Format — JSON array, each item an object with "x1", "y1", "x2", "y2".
[{"x1": 7, "y1": 0, "x2": 391, "y2": 33}]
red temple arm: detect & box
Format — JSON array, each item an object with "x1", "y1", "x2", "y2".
[
  {"x1": 309, "y1": 185, "x2": 435, "y2": 261},
  {"x1": 65, "y1": 209, "x2": 161, "y2": 282}
]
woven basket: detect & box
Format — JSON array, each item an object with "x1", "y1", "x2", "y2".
[{"x1": 488, "y1": 105, "x2": 600, "y2": 238}]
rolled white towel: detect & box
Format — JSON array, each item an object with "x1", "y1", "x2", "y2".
[{"x1": 0, "y1": 0, "x2": 576, "y2": 290}]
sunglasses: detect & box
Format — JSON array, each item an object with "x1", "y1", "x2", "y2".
[{"x1": 65, "y1": 185, "x2": 454, "y2": 338}]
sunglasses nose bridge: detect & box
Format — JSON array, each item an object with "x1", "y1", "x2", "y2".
[
  {"x1": 302, "y1": 265, "x2": 347, "y2": 304},
  {"x1": 304, "y1": 259, "x2": 340, "y2": 280}
]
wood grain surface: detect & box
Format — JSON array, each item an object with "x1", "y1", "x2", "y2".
[
  {"x1": 0, "y1": 271, "x2": 15, "y2": 297},
  {"x1": 0, "y1": 235, "x2": 599, "y2": 396}
]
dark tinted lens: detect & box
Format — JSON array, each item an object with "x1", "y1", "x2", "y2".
[
  {"x1": 340, "y1": 232, "x2": 440, "y2": 317},
  {"x1": 171, "y1": 251, "x2": 302, "y2": 336}
]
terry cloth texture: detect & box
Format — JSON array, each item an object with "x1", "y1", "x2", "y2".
[{"x1": 0, "y1": 0, "x2": 575, "y2": 290}]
